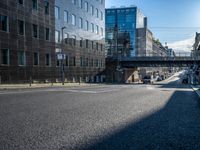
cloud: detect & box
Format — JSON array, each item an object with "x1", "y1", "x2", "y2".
[{"x1": 168, "y1": 37, "x2": 194, "y2": 53}]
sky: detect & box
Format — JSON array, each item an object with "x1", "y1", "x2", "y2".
[{"x1": 105, "y1": 0, "x2": 200, "y2": 52}]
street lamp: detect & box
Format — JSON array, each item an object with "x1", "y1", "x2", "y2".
[{"x1": 61, "y1": 26, "x2": 66, "y2": 85}]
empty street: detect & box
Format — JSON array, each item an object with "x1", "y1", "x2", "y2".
[{"x1": 1, "y1": 78, "x2": 200, "y2": 149}]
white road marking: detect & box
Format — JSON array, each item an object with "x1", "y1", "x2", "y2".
[
  {"x1": 0, "y1": 87, "x2": 121, "y2": 95},
  {"x1": 146, "y1": 85, "x2": 155, "y2": 90}
]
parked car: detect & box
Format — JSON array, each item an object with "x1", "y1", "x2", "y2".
[
  {"x1": 182, "y1": 77, "x2": 188, "y2": 84},
  {"x1": 156, "y1": 76, "x2": 163, "y2": 82},
  {"x1": 142, "y1": 75, "x2": 154, "y2": 84}
]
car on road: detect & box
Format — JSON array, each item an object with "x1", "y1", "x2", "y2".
[
  {"x1": 182, "y1": 77, "x2": 188, "y2": 84},
  {"x1": 142, "y1": 75, "x2": 154, "y2": 84},
  {"x1": 155, "y1": 76, "x2": 163, "y2": 82}
]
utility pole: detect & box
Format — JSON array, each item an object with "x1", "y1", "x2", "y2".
[{"x1": 61, "y1": 26, "x2": 66, "y2": 85}]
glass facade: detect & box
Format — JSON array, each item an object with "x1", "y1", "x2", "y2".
[
  {"x1": 55, "y1": 0, "x2": 105, "y2": 81},
  {"x1": 106, "y1": 7, "x2": 144, "y2": 57}
]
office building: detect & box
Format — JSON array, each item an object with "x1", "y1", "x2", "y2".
[
  {"x1": 105, "y1": 6, "x2": 145, "y2": 58},
  {"x1": 0, "y1": 0, "x2": 56, "y2": 83},
  {"x1": 105, "y1": 6, "x2": 146, "y2": 83},
  {"x1": 55, "y1": 0, "x2": 105, "y2": 82},
  {"x1": 0, "y1": 0, "x2": 105, "y2": 83}
]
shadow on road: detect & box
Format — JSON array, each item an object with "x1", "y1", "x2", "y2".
[{"x1": 81, "y1": 89, "x2": 200, "y2": 149}]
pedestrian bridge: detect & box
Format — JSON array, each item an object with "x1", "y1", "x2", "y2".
[{"x1": 106, "y1": 55, "x2": 200, "y2": 67}]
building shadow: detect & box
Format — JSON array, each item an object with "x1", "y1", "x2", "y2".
[{"x1": 81, "y1": 89, "x2": 200, "y2": 150}]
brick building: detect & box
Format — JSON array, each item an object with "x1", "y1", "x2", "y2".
[
  {"x1": 0, "y1": 0, "x2": 56, "y2": 83},
  {"x1": 0, "y1": 0, "x2": 106, "y2": 83}
]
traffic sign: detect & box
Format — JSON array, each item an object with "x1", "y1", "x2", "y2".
[{"x1": 57, "y1": 53, "x2": 66, "y2": 60}]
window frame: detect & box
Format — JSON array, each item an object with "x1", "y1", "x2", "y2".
[{"x1": 1, "y1": 49, "x2": 9, "y2": 66}]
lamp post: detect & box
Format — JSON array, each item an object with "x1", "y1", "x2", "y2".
[{"x1": 61, "y1": 26, "x2": 66, "y2": 85}]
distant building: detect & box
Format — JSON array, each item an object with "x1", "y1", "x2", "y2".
[
  {"x1": 105, "y1": 6, "x2": 146, "y2": 58},
  {"x1": 193, "y1": 32, "x2": 200, "y2": 56},
  {"x1": 105, "y1": 6, "x2": 146, "y2": 83},
  {"x1": 152, "y1": 40, "x2": 168, "y2": 57},
  {"x1": 167, "y1": 48, "x2": 175, "y2": 57},
  {"x1": 136, "y1": 27, "x2": 153, "y2": 56}
]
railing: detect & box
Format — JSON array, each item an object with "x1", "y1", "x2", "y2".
[{"x1": 107, "y1": 52, "x2": 200, "y2": 61}]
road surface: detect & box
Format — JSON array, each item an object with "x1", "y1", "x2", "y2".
[{"x1": 0, "y1": 73, "x2": 200, "y2": 149}]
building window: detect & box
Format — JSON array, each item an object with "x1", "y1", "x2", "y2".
[
  {"x1": 72, "y1": 0, "x2": 76, "y2": 4},
  {"x1": 80, "y1": 57, "x2": 83, "y2": 67},
  {"x1": 86, "y1": 39, "x2": 89, "y2": 48},
  {"x1": 90, "y1": 23, "x2": 94, "y2": 32},
  {"x1": 56, "y1": 58, "x2": 60, "y2": 66},
  {"x1": 86, "y1": 58, "x2": 89, "y2": 67},
  {"x1": 84, "y1": 1, "x2": 88, "y2": 12},
  {"x1": 45, "y1": 28, "x2": 50, "y2": 40},
  {"x1": 101, "y1": 27, "x2": 103, "y2": 36},
  {"x1": 32, "y1": 0, "x2": 37, "y2": 11},
  {"x1": 64, "y1": 10, "x2": 68, "y2": 22},
  {"x1": 44, "y1": 0, "x2": 49, "y2": 15},
  {"x1": 96, "y1": 8, "x2": 99, "y2": 18},
  {"x1": 18, "y1": 20, "x2": 24, "y2": 35},
  {"x1": 55, "y1": 30, "x2": 60, "y2": 43},
  {"x1": 0, "y1": 15, "x2": 8, "y2": 32},
  {"x1": 100, "y1": 44, "x2": 103, "y2": 51},
  {"x1": 33, "y1": 52, "x2": 39, "y2": 66},
  {"x1": 78, "y1": 0, "x2": 82, "y2": 8},
  {"x1": 18, "y1": 51, "x2": 25, "y2": 66},
  {"x1": 101, "y1": 0, "x2": 103, "y2": 4},
  {"x1": 78, "y1": 17, "x2": 83, "y2": 29},
  {"x1": 72, "y1": 57, "x2": 76, "y2": 66},
  {"x1": 72, "y1": 35, "x2": 76, "y2": 46},
  {"x1": 71, "y1": 14, "x2": 76, "y2": 26},
  {"x1": 32, "y1": 24, "x2": 38, "y2": 38},
  {"x1": 55, "y1": 6, "x2": 60, "y2": 19},
  {"x1": 18, "y1": 0, "x2": 23, "y2": 5},
  {"x1": 64, "y1": 33, "x2": 69, "y2": 44},
  {"x1": 101, "y1": 11, "x2": 103, "y2": 20},
  {"x1": 100, "y1": 59, "x2": 103, "y2": 67},
  {"x1": 95, "y1": 25, "x2": 99, "y2": 34},
  {"x1": 80, "y1": 37, "x2": 83, "y2": 47},
  {"x1": 85, "y1": 20, "x2": 89, "y2": 31},
  {"x1": 95, "y1": 59, "x2": 99, "y2": 67},
  {"x1": 96, "y1": 43, "x2": 98, "y2": 50},
  {"x1": 90, "y1": 5, "x2": 94, "y2": 15},
  {"x1": 91, "y1": 59, "x2": 93, "y2": 67},
  {"x1": 1, "y1": 49, "x2": 9, "y2": 65},
  {"x1": 45, "y1": 53, "x2": 51, "y2": 66},
  {"x1": 91, "y1": 41, "x2": 94, "y2": 49},
  {"x1": 65, "y1": 55, "x2": 69, "y2": 66}
]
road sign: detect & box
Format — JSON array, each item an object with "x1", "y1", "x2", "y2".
[{"x1": 57, "y1": 53, "x2": 66, "y2": 60}]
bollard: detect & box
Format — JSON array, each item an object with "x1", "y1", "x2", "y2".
[
  {"x1": 29, "y1": 76, "x2": 32, "y2": 87},
  {"x1": 51, "y1": 79, "x2": 53, "y2": 86}
]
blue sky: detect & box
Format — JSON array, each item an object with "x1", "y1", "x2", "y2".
[{"x1": 106, "y1": 0, "x2": 200, "y2": 52}]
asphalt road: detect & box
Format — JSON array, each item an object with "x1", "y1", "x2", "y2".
[{"x1": 0, "y1": 75, "x2": 200, "y2": 149}]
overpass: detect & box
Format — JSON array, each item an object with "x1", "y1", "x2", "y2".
[{"x1": 106, "y1": 55, "x2": 200, "y2": 68}]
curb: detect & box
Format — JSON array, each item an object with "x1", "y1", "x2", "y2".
[
  {"x1": 0, "y1": 83, "x2": 104, "y2": 91},
  {"x1": 191, "y1": 85, "x2": 200, "y2": 98}
]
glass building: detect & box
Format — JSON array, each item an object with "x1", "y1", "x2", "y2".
[
  {"x1": 105, "y1": 7, "x2": 145, "y2": 57},
  {"x1": 55, "y1": 0, "x2": 105, "y2": 82}
]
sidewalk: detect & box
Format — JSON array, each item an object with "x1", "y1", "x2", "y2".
[
  {"x1": 191, "y1": 85, "x2": 200, "y2": 98},
  {"x1": 0, "y1": 83, "x2": 103, "y2": 90}
]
